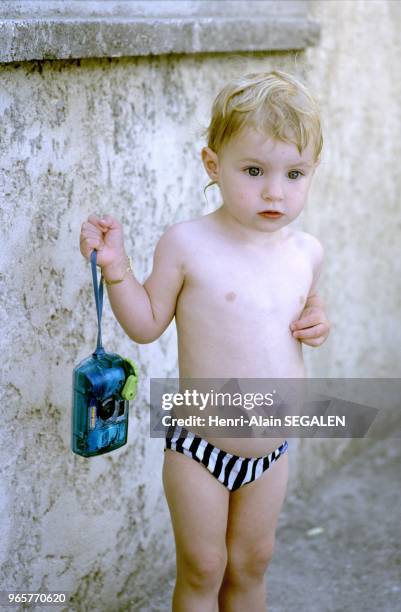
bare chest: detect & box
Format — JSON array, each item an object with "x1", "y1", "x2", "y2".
[{"x1": 180, "y1": 242, "x2": 313, "y2": 324}]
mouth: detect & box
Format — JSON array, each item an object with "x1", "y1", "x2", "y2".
[{"x1": 258, "y1": 211, "x2": 284, "y2": 219}]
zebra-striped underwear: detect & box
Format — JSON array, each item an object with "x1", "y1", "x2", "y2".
[{"x1": 164, "y1": 425, "x2": 288, "y2": 492}]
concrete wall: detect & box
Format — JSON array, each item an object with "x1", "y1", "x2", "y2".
[
  {"x1": 0, "y1": 0, "x2": 318, "y2": 60},
  {"x1": 1, "y1": 1, "x2": 400, "y2": 610},
  {"x1": 304, "y1": 0, "x2": 401, "y2": 380}
]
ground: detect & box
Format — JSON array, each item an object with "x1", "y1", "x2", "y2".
[{"x1": 268, "y1": 433, "x2": 401, "y2": 612}]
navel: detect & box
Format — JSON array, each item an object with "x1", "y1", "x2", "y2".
[{"x1": 225, "y1": 291, "x2": 237, "y2": 302}]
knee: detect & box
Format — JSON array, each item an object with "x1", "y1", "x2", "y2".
[
  {"x1": 226, "y1": 539, "x2": 275, "y2": 585},
  {"x1": 179, "y1": 549, "x2": 227, "y2": 591}
]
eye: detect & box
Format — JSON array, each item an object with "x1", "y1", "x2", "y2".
[
  {"x1": 288, "y1": 170, "x2": 304, "y2": 180},
  {"x1": 246, "y1": 167, "x2": 263, "y2": 177}
]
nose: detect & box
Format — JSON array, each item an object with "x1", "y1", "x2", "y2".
[{"x1": 261, "y1": 176, "x2": 284, "y2": 202}]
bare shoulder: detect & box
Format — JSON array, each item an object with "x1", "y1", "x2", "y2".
[
  {"x1": 155, "y1": 217, "x2": 208, "y2": 272},
  {"x1": 288, "y1": 228, "x2": 324, "y2": 265},
  {"x1": 163, "y1": 216, "x2": 206, "y2": 238},
  {"x1": 160, "y1": 216, "x2": 206, "y2": 250}
]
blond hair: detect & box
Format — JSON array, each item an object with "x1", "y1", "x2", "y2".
[{"x1": 206, "y1": 70, "x2": 323, "y2": 161}]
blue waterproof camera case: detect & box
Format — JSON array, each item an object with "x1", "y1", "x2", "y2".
[{"x1": 72, "y1": 250, "x2": 138, "y2": 457}]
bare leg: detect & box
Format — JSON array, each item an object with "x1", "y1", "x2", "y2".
[
  {"x1": 163, "y1": 449, "x2": 230, "y2": 612},
  {"x1": 218, "y1": 452, "x2": 289, "y2": 612}
]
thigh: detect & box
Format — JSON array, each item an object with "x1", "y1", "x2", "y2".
[
  {"x1": 226, "y1": 451, "x2": 289, "y2": 557},
  {"x1": 163, "y1": 449, "x2": 230, "y2": 561}
]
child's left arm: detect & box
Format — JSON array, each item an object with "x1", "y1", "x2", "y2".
[{"x1": 290, "y1": 239, "x2": 331, "y2": 347}]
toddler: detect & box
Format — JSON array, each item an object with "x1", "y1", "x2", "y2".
[{"x1": 79, "y1": 70, "x2": 330, "y2": 612}]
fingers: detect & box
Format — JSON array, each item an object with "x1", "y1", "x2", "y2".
[
  {"x1": 290, "y1": 314, "x2": 324, "y2": 330},
  {"x1": 88, "y1": 213, "x2": 121, "y2": 231},
  {"x1": 80, "y1": 216, "x2": 105, "y2": 259},
  {"x1": 85, "y1": 214, "x2": 103, "y2": 232},
  {"x1": 292, "y1": 321, "x2": 330, "y2": 348},
  {"x1": 79, "y1": 231, "x2": 102, "y2": 258},
  {"x1": 292, "y1": 322, "x2": 327, "y2": 340},
  {"x1": 80, "y1": 212, "x2": 123, "y2": 261}
]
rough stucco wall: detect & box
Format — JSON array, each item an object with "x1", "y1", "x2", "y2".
[
  {"x1": 0, "y1": 51, "x2": 299, "y2": 610},
  {"x1": 1, "y1": 1, "x2": 400, "y2": 610},
  {"x1": 292, "y1": 0, "x2": 401, "y2": 494},
  {"x1": 304, "y1": 0, "x2": 401, "y2": 379}
]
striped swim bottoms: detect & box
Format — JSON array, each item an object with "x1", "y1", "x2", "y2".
[{"x1": 164, "y1": 425, "x2": 288, "y2": 492}]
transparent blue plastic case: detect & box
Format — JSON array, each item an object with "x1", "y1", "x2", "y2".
[{"x1": 72, "y1": 350, "x2": 137, "y2": 457}]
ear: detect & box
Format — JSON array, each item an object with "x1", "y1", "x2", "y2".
[{"x1": 201, "y1": 147, "x2": 219, "y2": 181}]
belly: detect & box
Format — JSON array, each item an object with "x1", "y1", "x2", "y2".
[
  {"x1": 175, "y1": 315, "x2": 304, "y2": 456},
  {"x1": 177, "y1": 317, "x2": 305, "y2": 378}
]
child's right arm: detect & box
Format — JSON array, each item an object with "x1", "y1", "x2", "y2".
[{"x1": 80, "y1": 214, "x2": 185, "y2": 344}]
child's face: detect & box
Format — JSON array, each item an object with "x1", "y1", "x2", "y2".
[{"x1": 202, "y1": 127, "x2": 319, "y2": 234}]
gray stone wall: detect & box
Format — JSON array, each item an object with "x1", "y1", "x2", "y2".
[
  {"x1": 0, "y1": 0, "x2": 318, "y2": 61},
  {"x1": 0, "y1": 0, "x2": 400, "y2": 610}
]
